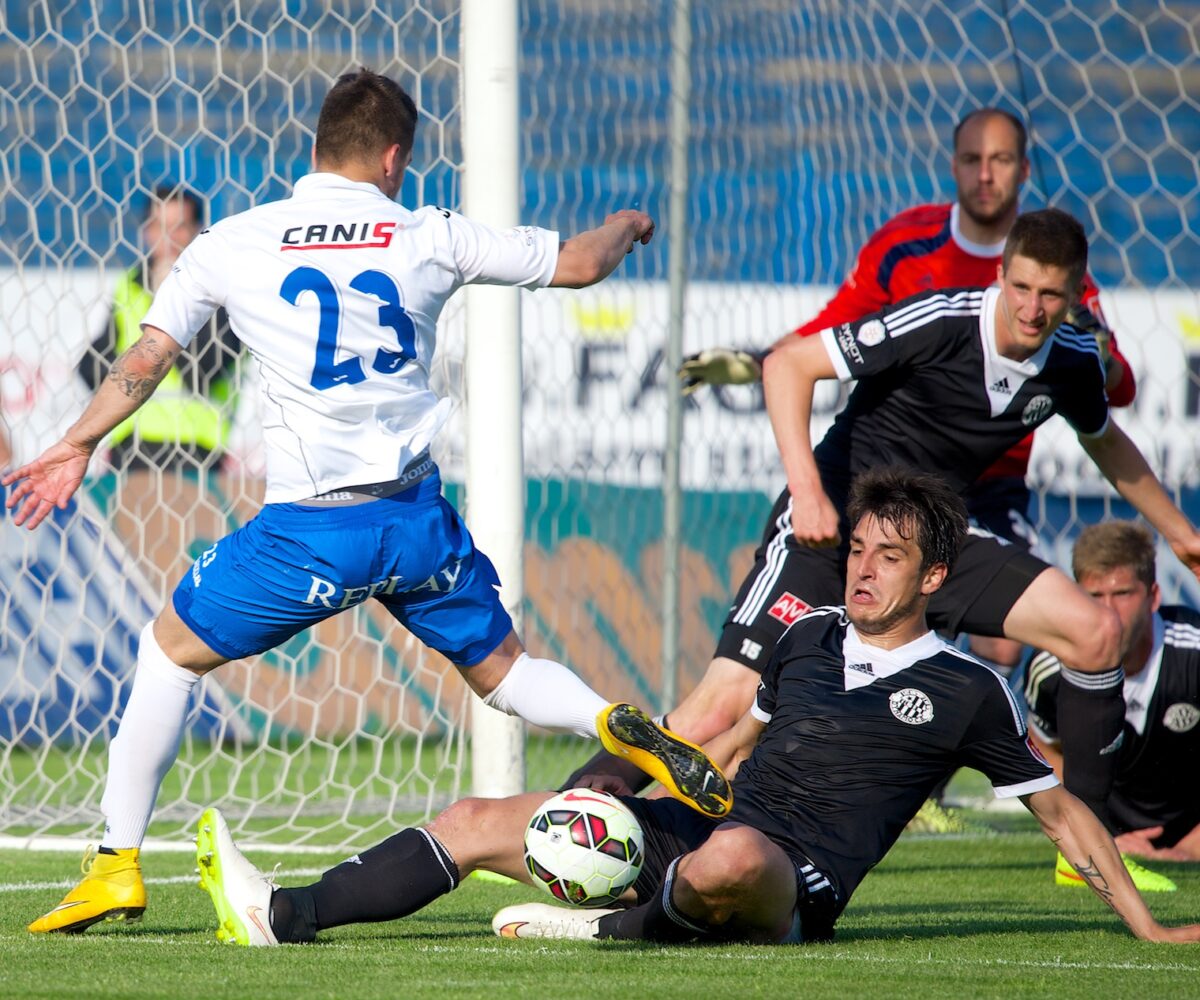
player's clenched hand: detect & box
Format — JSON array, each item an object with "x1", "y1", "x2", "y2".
[
  {"x1": 677, "y1": 347, "x2": 764, "y2": 395},
  {"x1": 789, "y1": 488, "x2": 841, "y2": 548},
  {"x1": 1168, "y1": 532, "x2": 1200, "y2": 581},
  {"x1": 1115, "y1": 827, "x2": 1194, "y2": 862},
  {"x1": 604, "y1": 209, "x2": 655, "y2": 251},
  {"x1": 2, "y1": 439, "x2": 91, "y2": 530}
]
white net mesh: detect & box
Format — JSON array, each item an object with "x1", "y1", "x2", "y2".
[{"x1": 2, "y1": 1, "x2": 1198, "y2": 848}]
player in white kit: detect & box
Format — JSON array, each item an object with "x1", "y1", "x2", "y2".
[{"x1": 7, "y1": 69, "x2": 730, "y2": 935}]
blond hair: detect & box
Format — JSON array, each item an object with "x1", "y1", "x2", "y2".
[{"x1": 1072, "y1": 520, "x2": 1156, "y2": 586}]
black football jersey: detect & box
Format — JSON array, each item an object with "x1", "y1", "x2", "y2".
[
  {"x1": 1026, "y1": 605, "x2": 1200, "y2": 834},
  {"x1": 814, "y1": 287, "x2": 1109, "y2": 505},
  {"x1": 732, "y1": 607, "x2": 1056, "y2": 911}
]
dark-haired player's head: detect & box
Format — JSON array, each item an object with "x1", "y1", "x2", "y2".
[
  {"x1": 844, "y1": 468, "x2": 967, "y2": 637},
  {"x1": 996, "y1": 208, "x2": 1089, "y2": 356},
  {"x1": 315, "y1": 68, "x2": 419, "y2": 197},
  {"x1": 1072, "y1": 521, "x2": 1161, "y2": 665},
  {"x1": 1003, "y1": 208, "x2": 1088, "y2": 287},
  {"x1": 951, "y1": 108, "x2": 1030, "y2": 229},
  {"x1": 142, "y1": 185, "x2": 205, "y2": 273}
]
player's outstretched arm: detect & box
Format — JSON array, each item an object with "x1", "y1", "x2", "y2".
[
  {"x1": 1026, "y1": 785, "x2": 1200, "y2": 942},
  {"x1": 761, "y1": 335, "x2": 841, "y2": 547},
  {"x1": 1079, "y1": 421, "x2": 1200, "y2": 580},
  {"x1": 550, "y1": 209, "x2": 655, "y2": 289},
  {"x1": 2, "y1": 325, "x2": 182, "y2": 529}
]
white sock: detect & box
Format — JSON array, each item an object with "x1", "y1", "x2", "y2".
[
  {"x1": 100, "y1": 622, "x2": 201, "y2": 848},
  {"x1": 481, "y1": 653, "x2": 608, "y2": 739}
]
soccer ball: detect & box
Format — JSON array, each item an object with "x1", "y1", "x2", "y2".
[{"x1": 524, "y1": 789, "x2": 644, "y2": 907}]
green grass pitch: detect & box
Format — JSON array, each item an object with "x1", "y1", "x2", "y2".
[{"x1": 3, "y1": 826, "x2": 1199, "y2": 1000}]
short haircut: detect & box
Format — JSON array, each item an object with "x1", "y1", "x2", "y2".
[
  {"x1": 1072, "y1": 520, "x2": 1157, "y2": 588},
  {"x1": 846, "y1": 467, "x2": 967, "y2": 574},
  {"x1": 1002, "y1": 208, "x2": 1088, "y2": 287},
  {"x1": 315, "y1": 68, "x2": 419, "y2": 167},
  {"x1": 953, "y1": 107, "x2": 1028, "y2": 161},
  {"x1": 146, "y1": 185, "x2": 205, "y2": 226}
]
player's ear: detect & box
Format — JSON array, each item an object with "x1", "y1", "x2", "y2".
[
  {"x1": 920, "y1": 561, "x2": 949, "y2": 596},
  {"x1": 1149, "y1": 580, "x2": 1162, "y2": 614}
]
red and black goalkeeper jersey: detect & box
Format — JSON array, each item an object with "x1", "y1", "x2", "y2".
[{"x1": 792, "y1": 202, "x2": 1135, "y2": 482}]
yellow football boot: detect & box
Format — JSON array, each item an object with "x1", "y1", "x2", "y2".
[
  {"x1": 28, "y1": 846, "x2": 146, "y2": 933},
  {"x1": 1054, "y1": 850, "x2": 1176, "y2": 892},
  {"x1": 597, "y1": 703, "x2": 732, "y2": 819}
]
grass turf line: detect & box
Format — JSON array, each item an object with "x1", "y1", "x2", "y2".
[{"x1": 2, "y1": 835, "x2": 1198, "y2": 1000}]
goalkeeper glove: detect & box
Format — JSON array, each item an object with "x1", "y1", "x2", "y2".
[{"x1": 677, "y1": 347, "x2": 766, "y2": 395}]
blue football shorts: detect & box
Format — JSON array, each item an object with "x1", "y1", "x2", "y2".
[{"x1": 171, "y1": 473, "x2": 512, "y2": 666}]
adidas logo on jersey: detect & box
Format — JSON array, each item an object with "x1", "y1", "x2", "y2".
[
  {"x1": 847, "y1": 662, "x2": 874, "y2": 676},
  {"x1": 990, "y1": 376, "x2": 1011, "y2": 394}
]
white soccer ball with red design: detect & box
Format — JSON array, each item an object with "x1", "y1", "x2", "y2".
[{"x1": 523, "y1": 789, "x2": 644, "y2": 907}]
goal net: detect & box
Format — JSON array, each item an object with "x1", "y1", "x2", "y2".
[{"x1": 2, "y1": 0, "x2": 1197, "y2": 849}]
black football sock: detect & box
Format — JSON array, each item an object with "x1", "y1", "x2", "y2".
[
  {"x1": 1056, "y1": 665, "x2": 1125, "y2": 831},
  {"x1": 271, "y1": 828, "x2": 460, "y2": 942},
  {"x1": 596, "y1": 858, "x2": 715, "y2": 943},
  {"x1": 558, "y1": 714, "x2": 670, "y2": 793}
]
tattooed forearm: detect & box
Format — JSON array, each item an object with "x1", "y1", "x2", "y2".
[
  {"x1": 1072, "y1": 856, "x2": 1118, "y2": 913},
  {"x1": 107, "y1": 336, "x2": 174, "y2": 402}
]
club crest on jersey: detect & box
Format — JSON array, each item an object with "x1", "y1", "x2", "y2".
[
  {"x1": 281, "y1": 221, "x2": 398, "y2": 251},
  {"x1": 1021, "y1": 394, "x2": 1053, "y2": 426},
  {"x1": 1163, "y1": 702, "x2": 1200, "y2": 733},
  {"x1": 856, "y1": 320, "x2": 886, "y2": 348},
  {"x1": 768, "y1": 592, "x2": 812, "y2": 626},
  {"x1": 889, "y1": 687, "x2": 934, "y2": 725}
]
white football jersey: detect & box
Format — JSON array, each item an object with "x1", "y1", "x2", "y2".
[{"x1": 142, "y1": 173, "x2": 559, "y2": 502}]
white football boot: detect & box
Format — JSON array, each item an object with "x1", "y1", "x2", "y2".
[
  {"x1": 195, "y1": 807, "x2": 280, "y2": 946},
  {"x1": 492, "y1": 902, "x2": 618, "y2": 940}
]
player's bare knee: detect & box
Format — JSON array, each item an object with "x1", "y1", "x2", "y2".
[
  {"x1": 1068, "y1": 603, "x2": 1122, "y2": 671},
  {"x1": 427, "y1": 796, "x2": 491, "y2": 839},
  {"x1": 687, "y1": 825, "x2": 776, "y2": 896}
]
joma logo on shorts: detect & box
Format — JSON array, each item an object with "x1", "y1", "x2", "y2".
[{"x1": 304, "y1": 559, "x2": 464, "y2": 609}]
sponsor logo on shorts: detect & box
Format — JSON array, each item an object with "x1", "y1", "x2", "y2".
[
  {"x1": 835, "y1": 324, "x2": 864, "y2": 365},
  {"x1": 304, "y1": 557, "x2": 464, "y2": 609},
  {"x1": 856, "y1": 319, "x2": 886, "y2": 347},
  {"x1": 889, "y1": 687, "x2": 934, "y2": 725},
  {"x1": 740, "y1": 638, "x2": 763, "y2": 661},
  {"x1": 767, "y1": 592, "x2": 812, "y2": 626},
  {"x1": 1021, "y1": 394, "x2": 1054, "y2": 426},
  {"x1": 1163, "y1": 702, "x2": 1200, "y2": 733}
]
